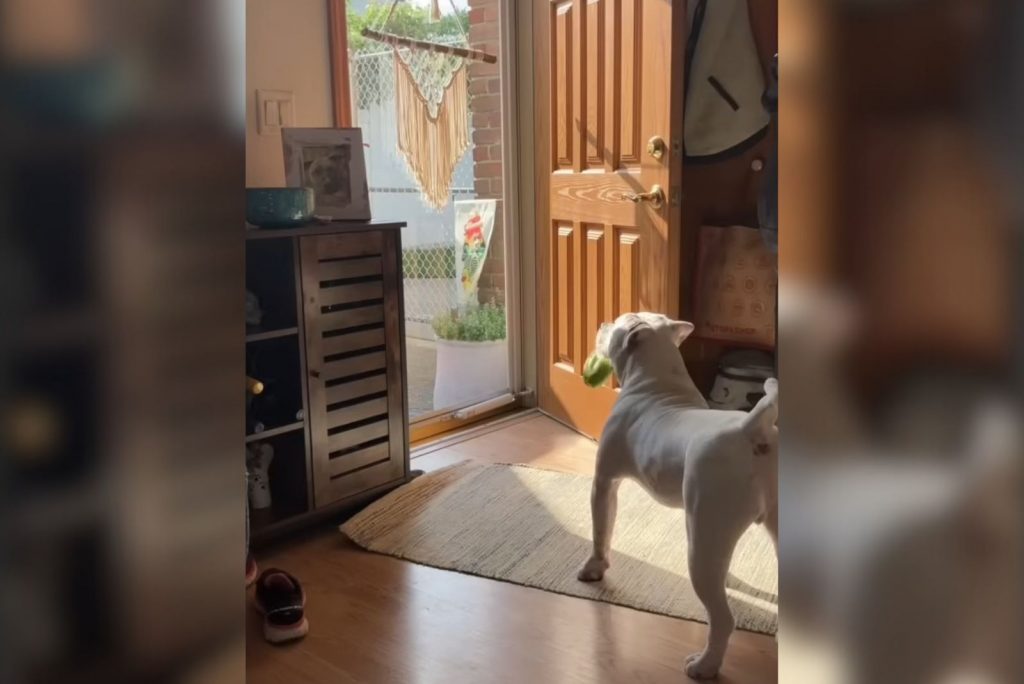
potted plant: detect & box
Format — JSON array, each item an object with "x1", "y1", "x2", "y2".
[{"x1": 431, "y1": 303, "x2": 508, "y2": 408}]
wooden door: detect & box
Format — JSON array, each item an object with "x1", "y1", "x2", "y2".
[
  {"x1": 535, "y1": 0, "x2": 686, "y2": 438},
  {"x1": 300, "y1": 230, "x2": 408, "y2": 508}
]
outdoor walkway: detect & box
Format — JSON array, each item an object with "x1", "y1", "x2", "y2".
[{"x1": 406, "y1": 336, "x2": 437, "y2": 418}]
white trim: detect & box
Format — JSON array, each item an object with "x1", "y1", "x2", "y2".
[
  {"x1": 453, "y1": 392, "x2": 516, "y2": 419},
  {"x1": 498, "y1": 0, "x2": 525, "y2": 400},
  {"x1": 506, "y1": 0, "x2": 537, "y2": 404}
]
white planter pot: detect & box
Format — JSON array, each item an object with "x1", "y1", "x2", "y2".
[{"x1": 433, "y1": 338, "x2": 509, "y2": 409}]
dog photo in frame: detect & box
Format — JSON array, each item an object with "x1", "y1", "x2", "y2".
[{"x1": 282, "y1": 128, "x2": 371, "y2": 221}]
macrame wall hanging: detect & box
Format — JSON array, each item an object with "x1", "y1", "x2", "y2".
[{"x1": 362, "y1": 0, "x2": 497, "y2": 210}]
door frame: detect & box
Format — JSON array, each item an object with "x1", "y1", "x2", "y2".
[
  {"x1": 329, "y1": 0, "x2": 538, "y2": 443},
  {"x1": 513, "y1": 0, "x2": 539, "y2": 404},
  {"x1": 408, "y1": 0, "x2": 536, "y2": 443}
]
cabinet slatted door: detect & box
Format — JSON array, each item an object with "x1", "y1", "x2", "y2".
[{"x1": 299, "y1": 230, "x2": 408, "y2": 508}]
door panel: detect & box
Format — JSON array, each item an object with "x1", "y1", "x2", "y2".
[{"x1": 537, "y1": 0, "x2": 684, "y2": 439}]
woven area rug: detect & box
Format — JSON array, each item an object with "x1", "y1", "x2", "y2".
[{"x1": 340, "y1": 461, "x2": 778, "y2": 634}]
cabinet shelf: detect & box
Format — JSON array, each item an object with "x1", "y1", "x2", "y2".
[
  {"x1": 249, "y1": 505, "x2": 301, "y2": 534},
  {"x1": 245, "y1": 420, "x2": 304, "y2": 443},
  {"x1": 246, "y1": 326, "x2": 299, "y2": 343}
]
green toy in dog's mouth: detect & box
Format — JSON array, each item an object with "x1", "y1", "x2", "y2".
[{"x1": 582, "y1": 352, "x2": 614, "y2": 388}]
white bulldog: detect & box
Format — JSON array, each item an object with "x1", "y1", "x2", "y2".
[{"x1": 577, "y1": 312, "x2": 779, "y2": 679}]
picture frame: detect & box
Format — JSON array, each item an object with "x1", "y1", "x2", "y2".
[{"x1": 281, "y1": 127, "x2": 371, "y2": 221}]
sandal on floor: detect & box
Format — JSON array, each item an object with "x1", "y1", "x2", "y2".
[{"x1": 254, "y1": 568, "x2": 308, "y2": 644}]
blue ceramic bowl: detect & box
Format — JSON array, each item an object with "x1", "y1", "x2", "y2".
[{"x1": 246, "y1": 187, "x2": 315, "y2": 228}]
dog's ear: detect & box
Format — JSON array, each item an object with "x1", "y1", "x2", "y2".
[
  {"x1": 624, "y1": 326, "x2": 644, "y2": 350},
  {"x1": 667, "y1": 320, "x2": 695, "y2": 346},
  {"x1": 614, "y1": 323, "x2": 649, "y2": 354}
]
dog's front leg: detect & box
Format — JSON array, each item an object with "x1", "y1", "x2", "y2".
[{"x1": 577, "y1": 476, "x2": 621, "y2": 582}]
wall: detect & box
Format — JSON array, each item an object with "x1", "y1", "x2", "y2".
[
  {"x1": 246, "y1": 0, "x2": 335, "y2": 187},
  {"x1": 467, "y1": 0, "x2": 505, "y2": 306}
]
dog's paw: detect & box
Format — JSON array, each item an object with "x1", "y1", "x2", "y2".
[
  {"x1": 576, "y1": 557, "x2": 609, "y2": 582},
  {"x1": 684, "y1": 651, "x2": 721, "y2": 680}
]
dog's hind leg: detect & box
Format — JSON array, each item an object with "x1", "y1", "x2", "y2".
[
  {"x1": 577, "y1": 476, "x2": 621, "y2": 582},
  {"x1": 684, "y1": 512, "x2": 748, "y2": 679}
]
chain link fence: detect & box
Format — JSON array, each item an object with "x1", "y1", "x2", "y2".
[{"x1": 350, "y1": 46, "x2": 475, "y2": 334}]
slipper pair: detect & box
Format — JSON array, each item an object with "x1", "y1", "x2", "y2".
[{"x1": 248, "y1": 560, "x2": 309, "y2": 644}]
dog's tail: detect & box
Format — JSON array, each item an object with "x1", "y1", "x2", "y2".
[{"x1": 742, "y1": 378, "x2": 778, "y2": 453}]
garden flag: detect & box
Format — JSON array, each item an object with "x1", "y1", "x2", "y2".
[{"x1": 454, "y1": 199, "x2": 497, "y2": 305}]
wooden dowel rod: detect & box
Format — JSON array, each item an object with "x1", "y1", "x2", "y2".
[{"x1": 361, "y1": 28, "x2": 497, "y2": 64}]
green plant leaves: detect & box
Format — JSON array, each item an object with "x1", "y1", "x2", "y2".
[{"x1": 432, "y1": 303, "x2": 506, "y2": 342}]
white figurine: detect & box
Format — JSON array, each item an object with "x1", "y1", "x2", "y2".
[{"x1": 246, "y1": 442, "x2": 274, "y2": 510}]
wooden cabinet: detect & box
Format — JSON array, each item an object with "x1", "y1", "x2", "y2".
[
  {"x1": 299, "y1": 228, "x2": 407, "y2": 507},
  {"x1": 247, "y1": 221, "x2": 409, "y2": 544}
]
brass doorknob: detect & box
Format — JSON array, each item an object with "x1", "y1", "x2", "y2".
[{"x1": 624, "y1": 184, "x2": 665, "y2": 209}]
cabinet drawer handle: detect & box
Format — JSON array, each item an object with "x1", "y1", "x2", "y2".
[{"x1": 310, "y1": 369, "x2": 321, "y2": 379}]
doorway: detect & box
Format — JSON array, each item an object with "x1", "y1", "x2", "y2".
[{"x1": 338, "y1": 0, "x2": 518, "y2": 441}]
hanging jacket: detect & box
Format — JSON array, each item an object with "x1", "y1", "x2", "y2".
[
  {"x1": 758, "y1": 54, "x2": 778, "y2": 252},
  {"x1": 684, "y1": 0, "x2": 770, "y2": 163}
]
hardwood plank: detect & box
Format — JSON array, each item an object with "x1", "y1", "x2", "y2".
[{"x1": 248, "y1": 415, "x2": 777, "y2": 684}]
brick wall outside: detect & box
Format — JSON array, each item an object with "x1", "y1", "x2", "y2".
[{"x1": 467, "y1": 0, "x2": 504, "y2": 308}]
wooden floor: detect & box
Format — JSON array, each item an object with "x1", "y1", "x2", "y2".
[{"x1": 246, "y1": 412, "x2": 778, "y2": 683}]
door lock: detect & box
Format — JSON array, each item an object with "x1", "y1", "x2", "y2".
[{"x1": 646, "y1": 136, "x2": 667, "y2": 160}]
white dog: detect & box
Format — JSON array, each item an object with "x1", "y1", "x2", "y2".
[{"x1": 577, "y1": 312, "x2": 778, "y2": 679}]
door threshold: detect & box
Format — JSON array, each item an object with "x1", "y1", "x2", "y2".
[{"x1": 411, "y1": 408, "x2": 542, "y2": 459}]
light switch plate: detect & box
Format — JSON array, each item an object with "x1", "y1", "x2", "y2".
[{"x1": 256, "y1": 89, "x2": 295, "y2": 136}]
